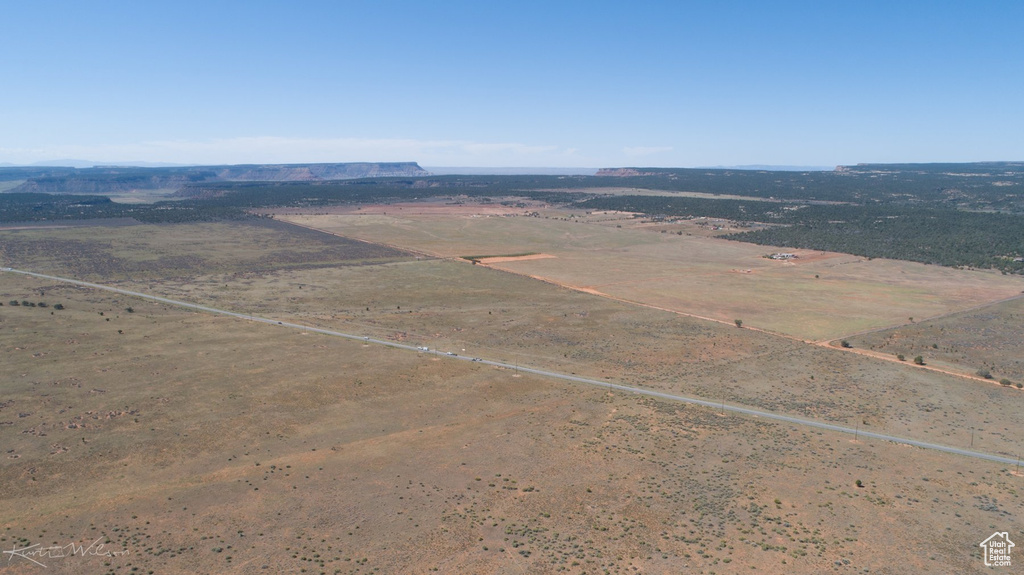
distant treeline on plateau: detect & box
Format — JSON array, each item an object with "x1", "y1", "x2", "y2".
[{"x1": 2, "y1": 162, "x2": 1024, "y2": 273}]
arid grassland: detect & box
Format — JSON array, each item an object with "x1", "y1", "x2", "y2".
[
  {"x1": 2, "y1": 218, "x2": 1023, "y2": 574},
  {"x1": 4, "y1": 221, "x2": 1020, "y2": 455},
  {"x1": 846, "y1": 296, "x2": 1024, "y2": 384},
  {"x1": 98, "y1": 257, "x2": 1023, "y2": 458},
  {"x1": 278, "y1": 211, "x2": 1024, "y2": 341},
  {"x1": 2, "y1": 273, "x2": 1022, "y2": 575},
  {"x1": 0, "y1": 219, "x2": 413, "y2": 281}
]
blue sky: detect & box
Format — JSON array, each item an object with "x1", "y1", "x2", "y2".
[{"x1": 2, "y1": 1, "x2": 1022, "y2": 168}]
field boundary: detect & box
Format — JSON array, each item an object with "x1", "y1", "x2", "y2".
[
  {"x1": 267, "y1": 217, "x2": 1024, "y2": 389},
  {"x1": 4, "y1": 266, "x2": 1021, "y2": 467}
]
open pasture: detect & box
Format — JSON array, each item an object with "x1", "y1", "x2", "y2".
[
  {"x1": 4, "y1": 217, "x2": 1023, "y2": 456},
  {"x1": 104, "y1": 257, "x2": 1024, "y2": 459},
  {"x1": 2, "y1": 271, "x2": 1021, "y2": 574},
  {"x1": 846, "y1": 295, "x2": 1024, "y2": 384},
  {"x1": 0, "y1": 219, "x2": 414, "y2": 281},
  {"x1": 279, "y1": 212, "x2": 1024, "y2": 341}
]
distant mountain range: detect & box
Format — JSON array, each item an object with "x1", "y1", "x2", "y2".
[
  {"x1": 0, "y1": 160, "x2": 190, "y2": 168},
  {"x1": 3, "y1": 161, "x2": 1021, "y2": 197},
  {"x1": 0, "y1": 162, "x2": 430, "y2": 195}
]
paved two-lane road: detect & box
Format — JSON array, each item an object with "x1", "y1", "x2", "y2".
[{"x1": 3, "y1": 267, "x2": 1020, "y2": 467}]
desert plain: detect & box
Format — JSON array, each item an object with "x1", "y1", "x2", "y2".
[{"x1": 2, "y1": 200, "x2": 1024, "y2": 574}]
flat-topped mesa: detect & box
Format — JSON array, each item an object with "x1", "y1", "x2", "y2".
[
  {"x1": 595, "y1": 168, "x2": 658, "y2": 177},
  {"x1": 214, "y1": 162, "x2": 430, "y2": 181},
  {"x1": 4, "y1": 162, "x2": 431, "y2": 194}
]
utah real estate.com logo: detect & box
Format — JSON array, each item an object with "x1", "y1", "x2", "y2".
[{"x1": 980, "y1": 532, "x2": 1014, "y2": 567}]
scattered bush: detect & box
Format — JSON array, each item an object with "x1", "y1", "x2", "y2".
[{"x1": 913, "y1": 356, "x2": 925, "y2": 365}]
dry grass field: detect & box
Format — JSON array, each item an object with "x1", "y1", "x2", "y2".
[
  {"x1": 279, "y1": 211, "x2": 1024, "y2": 341},
  {"x1": 0, "y1": 219, "x2": 414, "y2": 281},
  {"x1": 88, "y1": 256, "x2": 1022, "y2": 458},
  {"x1": 846, "y1": 296, "x2": 1024, "y2": 385},
  {"x1": 2, "y1": 217, "x2": 1024, "y2": 574},
  {"x1": 2, "y1": 272, "x2": 1022, "y2": 574}
]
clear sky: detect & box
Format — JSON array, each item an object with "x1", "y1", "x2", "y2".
[{"x1": 2, "y1": 1, "x2": 1022, "y2": 168}]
